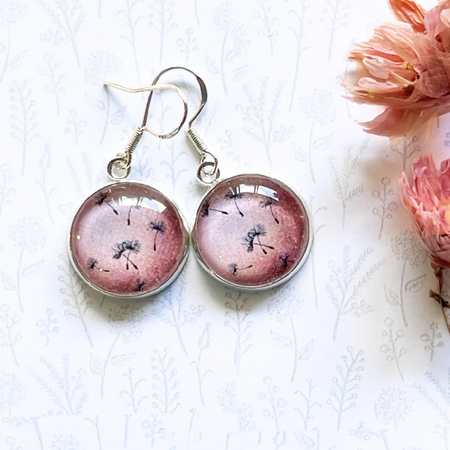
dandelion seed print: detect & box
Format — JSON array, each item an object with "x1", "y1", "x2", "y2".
[
  {"x1": 87, "y1": 258, "x2": 97, "y2": 270},
  {"x1": 278, "y1": 253, "x2": 293, "y2": 270},
  {"x1": 148, "y1": 221, "x2": 165, "y2": 251},
  {"x1": 242, "y1": 224, "x2": 274, "y2": 255},
  {"x1": 228, "y1": 263, "x2": 253, "y2": 276},
  {"x1": 259, "y1": 197, "x2": 279, "y2": 224},
  {"x1": 96, "y1": 191, "x2": 118, "y2": 215},
  {"x1": 135, "y1": 278, "x2": 146, "y2": 292},
  {"x1": 127, "y1": 201, "x2": 141, "y2": 226},
  {"x1": 225, "y1": 190, "x2": 244, "y2": 216},
  {"x1": 112, "y1": 240, "x2": 141, "y2": 270},
  {"x1": 201, "y1": 200, "x2": 228, "y2": 217}
]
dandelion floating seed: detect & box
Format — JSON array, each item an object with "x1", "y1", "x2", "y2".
[
  {"x1": 225, "y1": 190, "x2": 244, "y2": 217},
  {"x1": 259, "y1": 197, "x2": 279, "y2": 224},
  {"x1": 127, "y1": 200, "x2": 142, "y2": 226},
  {"x1": 201, "y1": 200, "x2": 228, "y2": 217},
  {"x1": 279, "y1": 253, "x2": 293, "y2": 269},
  {"x1": 242, "y1": 224, "x2": 274, "y2": 255},
  {"x1": 148, "y1": 221, "x2": 166, "y2": 251},
  {"x1": 229, "y1": 262, "x2": 253, "y2": 276},
  {"x1": 87, "y1": 257, "x2": 110, "y2": 273},
  {"x1": 96, "y1": 191, "x2": 119, "y2": 215},
  {"x1": 135, "y1": 279, "x2": 146, "y2": 292},
  {"x1": 112, "y1": 239, "x2": 141, "y2": 270}
]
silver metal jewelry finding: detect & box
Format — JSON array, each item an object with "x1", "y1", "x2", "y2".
[
  {"x1": 103, "y1": 81, "x2": 189, "y2": 181},
  {"x1": 147, "y1": 67, "x2": 221, "y2": 186}
]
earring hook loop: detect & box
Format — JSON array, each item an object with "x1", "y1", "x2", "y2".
[
  {"x1": 104, "y1": 81, "x2": 188, "y2": 139},
  {"x1": 145, "y1": 66, "x2": 220, "y2": 185},
  {"x1": 103, "y1": 81, "x2": 188, "y2": 180}
]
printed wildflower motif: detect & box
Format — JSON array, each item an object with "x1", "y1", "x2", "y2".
[
  {"x1": 228, "y1": 263, "x2": 253, "y2": 276},
  {"x1": 148, "y1": 221, "x2": 166, "y2": 251},
  {"x1": 96, "y1": 191, "x2": 118, "y2": 215},
  {"x1": 345, "y1": 0, "x2": 450, "y2": 138},
  {"x1": 112, "y1": 239, "x2": 141, "y2": 270},
  {"x1": 242, "y1": 224, "x2": 274, "y2": 254},
  {"x1": 225, "y1": 190, "x2": 244, "y2": 216},
  {"x1": 259, "y1": 197, "x2": 279, "y2": 224},
  {"x1": 201, "y1": 200, "x2": 228, "y2": 217}
]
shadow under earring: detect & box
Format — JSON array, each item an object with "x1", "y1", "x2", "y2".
[
  {"x1": 68, "y1": 82, "x2": 190, "y2": 298},
  {"x1": 149, "y1": 67, "x2": 312, "y2": 291}
]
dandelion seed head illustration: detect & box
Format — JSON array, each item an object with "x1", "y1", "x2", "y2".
[
  {"x1": 374, "y1": 388, "x2": 412, "y2": 426},
  {"x1": 392, "y1": 231, "x2": 428, "y2": 267},
  {"x1": 0, "y1": 0, "x2": 25, "y2": 27},
  {"x1": 50, "y1": 434, "x2": 86, "y2": 450},
  {"x1": 85, "y1": 51, "x2": 120, "y2": 86},
  {"x1": 108, "y1": 304, "x2": 144, "y2": 343},
  {"x1": 267, "y1": 286, "x2": 302, "y2": 322},
  {"x1": 0, "y1": 373, "x2": 26, "y2": 410},
  {"x1": 300, "y1": 89, "x2": 336, "y2": 125},
  {"x1": 10, "y1": 217, "x2": 46, "y2": 253}
]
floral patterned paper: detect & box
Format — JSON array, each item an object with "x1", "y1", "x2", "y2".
[{"x1": 0, "y1": 0, "x2": 447, "y2": 448}]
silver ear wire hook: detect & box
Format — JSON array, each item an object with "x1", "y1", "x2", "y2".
[
  {"x1": 103, "y1": 81, "x2": 188, "y2": 180},
  {"x1": 145, "y1": 66, "x2": 220, "y2": 185}
]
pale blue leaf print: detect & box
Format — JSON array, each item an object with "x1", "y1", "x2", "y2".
[
  {"x1": 293, "y1": 143, "x2": 308, "y2": 163},
  {"x1": 111, "y1": 352, "x2": 136, "y2": 368},
  {"x1": 384, "y1": 284, "x2": 400, "y2": 307},
  {"x1": 298, "y1": 340, "x2": 314, "y2": 361},
  {"x1": 405, "y1": 274, "x2": 426, "y2": 293},
  {"x1": 313, "y1": 132, "x2": 335, "y2": 151},
  {"x1": 233, "y1": 65, "x2": 247, "y2": 83},
  {"x1": 90, "y1": 354, "x2": 102, "y2": 375},
  {"x1": 110, "y1": 106, "x2": 126, "y2": 125},
  {"x1": 1, "y1": 271, "x2": 15, "y2": 291},
  {"x1": 271, "y1": 330, "x2": 293, "y2": 349},
  {"x1": 22, "y1": 260, "x2": 44, "y2": 279},
  {"x1": 85, "y1": 93, "x2": 105, "y2": 111},
  {"x1": 205, "y1": 55, "x2": 220, "y2": 75},
  {"x1": 9, "y1": 50, "x2": 26, "y2": 68}
]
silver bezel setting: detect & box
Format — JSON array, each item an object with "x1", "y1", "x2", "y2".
[
  {"x1": 191, "y1": 173, "x2": 312, "y2": 291},
  {"x1": 67, "y1": 180, "x2": 190, "y2": 299}
]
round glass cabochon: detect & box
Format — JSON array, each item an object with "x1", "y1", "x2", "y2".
[
  {"x1": 69, "y1": 182, "x2": 189, "y2": 297},
  {"x1": 193, "y1": 174, "x2": 311, "y2": 289}
]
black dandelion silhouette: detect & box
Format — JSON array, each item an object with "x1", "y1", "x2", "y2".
[
  {"x1": 242, "y1": 224, "x2": 274, "y2": 255},
  {"x1": 127, "y1": 201, "x2": 142, "y2": 226},
  {"x1": 135, "y1": 279, "x2": 146, "y2": 292},
  {"x1": 279, "y1": 253, "x2": 293, "y2": 270},
  {"x1": 112, "y1": 239, "x2": 141, "y2": 270},
  {"x1": 201, "y1": 200, "x2": 228, "y2": 218},
  {"x1": 225, "y1": 190, "x2": 244, "y2": 217},
  {"x1": 259, "y1": 197, "x2": 279, "y2": 224},
  {"x1": 96, "y1": 191, "x2": 119, "y2": 215},
  {"x1": 229, "y1": 263, "x2": 253, "y2": 276},
  {"x1": 148, "y1": 220, "x2": 166, "y2": 251},
  {"x1": 87, "y1": 258, "x2": 110, "y2": 272}
]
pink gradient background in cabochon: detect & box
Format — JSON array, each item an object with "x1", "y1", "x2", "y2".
[
  {"x1": 194, "y1": 175, "x2": 309, "y2": 287},
  {"x1": 70, "y1": 182, "x2": 188, "y2": 296}
]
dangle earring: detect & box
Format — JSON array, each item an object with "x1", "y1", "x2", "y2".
[
  {"x1": 68, "y1": 82, "x2": 190, "y2": 298},
  {"x1": 149, "y1": 67, "x2": 312, "y2": 291}
]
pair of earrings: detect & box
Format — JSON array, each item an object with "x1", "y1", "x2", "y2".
[{"x1": 68, "y1": 67, "x2": 312, "y2": 298}]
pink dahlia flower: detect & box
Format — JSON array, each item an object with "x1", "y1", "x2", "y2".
[
  {"x1": 347, "y1": 0, "x2": 450, "y2": 138},
  {"x1": 400, "y1": 154, "x2": 450, "y2": 330}
]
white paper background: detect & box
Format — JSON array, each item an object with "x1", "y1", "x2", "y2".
[{"x1": 0, "y1": 0, "x2": 448, "y2": 449}]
